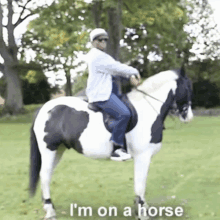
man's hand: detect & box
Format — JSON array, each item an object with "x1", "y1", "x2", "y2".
[{"x1": 130, "y1": 73, "x2": 141, "y2": 86}]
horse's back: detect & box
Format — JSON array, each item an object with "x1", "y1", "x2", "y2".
[
  {"x1": 34, "y1": 96, "x2": 89, "y2": 130},
  {"x1": 41, "y1": 96, "x2": 89, "y2": 113}
]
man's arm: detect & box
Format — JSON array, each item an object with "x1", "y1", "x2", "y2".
[{"x1": 96, "y1": 53, "x2": 139, "y2": 78}]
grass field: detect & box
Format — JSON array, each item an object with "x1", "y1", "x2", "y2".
[{"x1": 0, "y1": 109, "x2": 219, "y2": 220}]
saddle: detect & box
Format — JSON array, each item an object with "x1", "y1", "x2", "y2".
[{"x1": 84, "y1": 94, "x2": 138, "y2": 134}]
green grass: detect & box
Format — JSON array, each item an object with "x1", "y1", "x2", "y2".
[
  {"x1": 0, "y1": 112, "x2": 219, "y2": 220},
  {"x1": 0, "y1": 104, "x2": 42, "y2": 123}
]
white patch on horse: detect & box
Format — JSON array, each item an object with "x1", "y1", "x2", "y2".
[
  {"x1": 180, "y1": 105, "x2": 193, "y2": 122},
  {"x1": 78, "y1": 111, "x2": 113, "y2": 158}
]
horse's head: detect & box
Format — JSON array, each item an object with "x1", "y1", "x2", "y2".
[{"x1": 173, "y1": 67, "x2": 193, "y2": 122}]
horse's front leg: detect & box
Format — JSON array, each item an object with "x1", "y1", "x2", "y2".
[{"x1": 133, "y1": 151, "x2": 152, "y2": 220}]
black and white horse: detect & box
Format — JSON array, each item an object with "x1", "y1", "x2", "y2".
[{"x1": 29, "y1": 68, "x2": 193, "y2": 220}]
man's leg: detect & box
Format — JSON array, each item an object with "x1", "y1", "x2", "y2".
[
  {"x1": 94, "y1": 93, "x2": 132, "y2": 161},
  {"x1": 95, "y1": 93, "x2": 130, "y2": 146},
  {"x1": 112, "y1": 76, "x2": 122, "y2": 98}
]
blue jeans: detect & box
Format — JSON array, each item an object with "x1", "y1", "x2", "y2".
[{"x1": 94, "y1": 80, "x2": 131, "y2": 147}]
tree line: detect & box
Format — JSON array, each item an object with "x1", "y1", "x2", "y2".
[{"x1": 0, "y1": 0, "x2": 220, "y2": 114}]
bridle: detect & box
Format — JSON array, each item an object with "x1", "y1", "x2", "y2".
[{"x1": 134, "y1": 87, "x2": 186, "y2": 116}]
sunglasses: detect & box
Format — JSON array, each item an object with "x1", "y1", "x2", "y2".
[{"x1": 97, "y1": 38, "x2": 108, "y2": 42}]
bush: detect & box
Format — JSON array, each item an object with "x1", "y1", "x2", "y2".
[
  {"x1": 22, "y1": 79, "x2": 59, "y2": 104},
  {"x1": 0, "y1": 77, "x2": 59, "y2": 105},
  {"x1": 192, "y1": 80, "x2": 220, "y2": 108}
]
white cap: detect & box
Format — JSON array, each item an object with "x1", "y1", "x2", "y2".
[{"x1": 90, "y1": 28, "x2": 108, "y2": 42}]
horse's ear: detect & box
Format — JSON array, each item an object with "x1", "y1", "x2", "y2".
[{"x1": 180, "y1": 65, "x2": 185, "y2": 77}]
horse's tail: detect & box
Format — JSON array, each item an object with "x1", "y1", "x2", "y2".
[{"x1": 29, "y1": 108, "x2": 41, "y2": 197}]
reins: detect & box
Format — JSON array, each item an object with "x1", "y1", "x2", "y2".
[
  {"x1": 133, "y1": 87, "x2": 177, "y2": 119},
  {"x1": 134, "y1": 87, "x2": 164, "y2": 115},
  {"x1": 134, "y1": 88, "x2": 164, "y2": 103}
]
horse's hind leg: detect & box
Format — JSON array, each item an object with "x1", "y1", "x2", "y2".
[
  {"x1": 40, "y1": 145, "x2": 65, "y2": 219},
  {"x1": 52, "y1": 144, "x2": 66, "y2": 170},
  {"x1": 133, "y1": 151, "x2": 152, "y2": 220}
]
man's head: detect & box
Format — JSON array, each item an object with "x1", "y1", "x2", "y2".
[{"x1": 90, "y1": 28, "x2": 108, "y2": 51}]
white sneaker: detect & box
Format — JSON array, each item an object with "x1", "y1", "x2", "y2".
[{"x1": 110, "y1": 148, "x2": 132, "y2": 161}]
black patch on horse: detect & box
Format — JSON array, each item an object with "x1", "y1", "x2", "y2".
[
  {"x1": 150, "y1": 90, "x2": 174, "y2": 144},
  {"x1": 175, "y1": 76, "x2": 192, "y2": 119},
  {"x1": 44, "y1": 105, "x2": 89, "y2": 153},
  {"x1": 134, "y1": 196, "x2": 145, "y2": 217}
]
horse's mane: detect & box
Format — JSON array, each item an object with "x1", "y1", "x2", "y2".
[{"x1": 137, "y1": 70, "x2": 179, "y2": 94}]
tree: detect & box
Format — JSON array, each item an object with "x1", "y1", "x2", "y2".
[
  {"x1": 20, "y1": 0, "x2": 220, "y2": 108},
  {"x1": 105, "y1": 0, "x2": 122, "y2": 61},
  {"x1": 120, "y1": 0, "x2": 191, "y2": 77},
  {"x1": 0, "y1": 0, "x2": 48, "y2": 114},
  {"x1": 21, "y1": 0, "x2": 124, "y2": 96},
  {"x1": 185, "y1": 0, "x2": 220, "y2": 61},
  {"x1": 184, "y1": 0, "x2": 220, "y2": 107},
  {"x1": 88, "y1": 0, "x2": 192, "y2": 77},
  {"x1": 21, "y1": 0, "x2": 90, "y2": 96}
]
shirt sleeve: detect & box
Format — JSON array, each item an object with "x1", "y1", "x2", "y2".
[{"x1": 95, "y1": 52, "x2": 139, "y2": 78}]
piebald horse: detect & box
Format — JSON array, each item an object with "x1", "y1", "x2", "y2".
[{"x1": 29, "y1": 68, "x2": 193, "y2": 220}]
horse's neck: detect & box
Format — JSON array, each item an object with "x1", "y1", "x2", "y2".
[
  {"x1": 137, "y1": 70, "x2": 178, "y2": 94},
  {"x1": 128, "y1": 81, "x2": 176, "y2": 120}
]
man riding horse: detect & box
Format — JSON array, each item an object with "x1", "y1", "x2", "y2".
[{"x1": 86, "y1": 28, "x2": 141, "y2": 161}]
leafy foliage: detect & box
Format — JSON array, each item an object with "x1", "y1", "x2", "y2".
[
  {"x1": 185, "y1": 0, "x2": 220, "y2": 61},
  {"x1": 22, "y1": 79, "x2": 58, "y2": 105},
  {"x1": 0, "y1": 73, "x2": 59, "y2": 105},
  {"x1": 188, "y1": 59, "x2": 220, "y2": 83},
  {"x1": 19, "y1": 0, "x2": 220, "y2": 108},
  {"x1": 72, "y1": 71, "x2": 88, "y2": 95},
  {"x1": 121, "y1": 0, "x2": 191, "y2": 77},
  {"x1": 21, "y1": 0, "x2": 90, "y2": 96},
  {"x1": 192, "y1": 80, "x2": 220, "y2": 108},
  {"x1": 21, "y1": 0, "x2": 89, "y2": 71}
]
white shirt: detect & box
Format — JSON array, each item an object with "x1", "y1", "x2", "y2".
[{"x1": 85, "y1": 48, "x2": 139, "y2": 103}]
